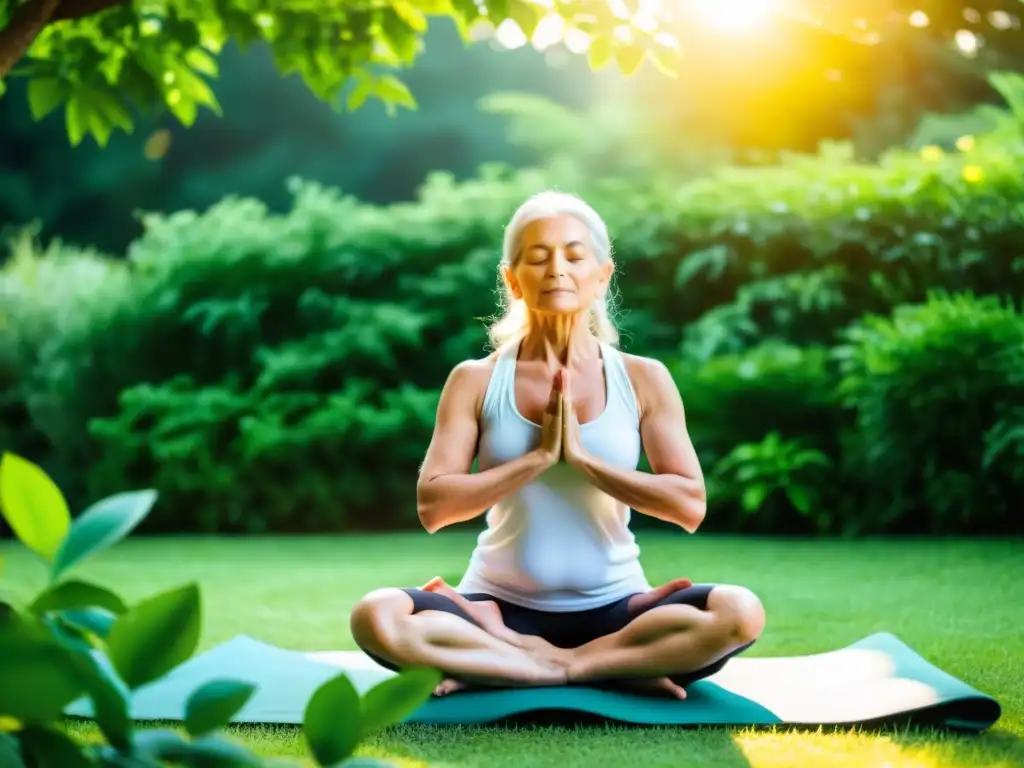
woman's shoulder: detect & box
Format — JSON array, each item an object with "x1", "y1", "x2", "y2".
[
  {"x1": 443, "y1": 353, "x2": 501, "y2": 393},
  {"x1": 619, "y1": 351, "x2": 674, "y2": 386},
  {"x1": 618, "y1": 352, "x2": 679, "y2": 416}
]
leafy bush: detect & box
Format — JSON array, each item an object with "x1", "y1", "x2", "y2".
[
  {"x1": 672, "y1": 343, "x2": 840, "y2": 465},
  {"x1": 4, "y1": 72, "x2": 1024, "y2": 534},
  {"x1": 708, "y1": 433, "x2": 834, "y2": 534},
  {"x1": 669, "y1": 343, "x2": 844, "y2": 534},
  {"x1": 833, "y1": 292, "x2": 1024, "y2": 534},
  {"x1": 0, "y1": 451, "x2": 439, "y2": 766}
]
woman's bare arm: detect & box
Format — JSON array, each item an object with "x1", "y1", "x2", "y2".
[
  {"x1": 572, "y1": 357, "x2": 707, "y2": 532},
  {"x1": 416, "y1": 360, "x2": 556, "y2": 533}
]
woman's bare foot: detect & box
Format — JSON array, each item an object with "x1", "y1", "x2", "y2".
[
  {"x1": 434, "y1": 675, "x2": 687, "y2": 699},
  {"x1": 612, "y1": 676, "x2": 688, "y2": 699},
  {"x1": 434, "y1": 678, "x2": 471, "y2": 696},
  {"x1": 420, "y1": 577, "x2": 574, "y2": 669},
  {"x1": 421, "y1": 577, "x2": 512, "y2": 639}
]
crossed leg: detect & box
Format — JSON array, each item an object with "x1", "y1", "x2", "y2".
[
  {"x1": 350, "y1": 579, "x2": 765, "y2": 698},
  {"x1": 567, "y1": 584, "x2": 766, "y2": 693}
]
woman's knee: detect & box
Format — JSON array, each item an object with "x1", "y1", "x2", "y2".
[
  {"x1": 349, "y1": 587, "x2": 414, "y2": 652},
  {"x1": 707, "y1": 585, "x2": 765, "y2": 645}
]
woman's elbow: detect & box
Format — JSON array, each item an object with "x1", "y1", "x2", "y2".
[
  {"x1": 416, "y1": 482, "x2": 442, "y2": 533},
  {"x1": 679, "y1": 483, "x2": 707, "y2": 533}
]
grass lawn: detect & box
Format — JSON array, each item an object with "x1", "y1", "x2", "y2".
[{"x1": 2, "y1": 531, "x2": 1022, "y2": 768}]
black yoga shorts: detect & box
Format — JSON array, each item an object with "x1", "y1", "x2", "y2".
[{"x1": 363, "y1": 583, "x2": 754, "y2": 687}]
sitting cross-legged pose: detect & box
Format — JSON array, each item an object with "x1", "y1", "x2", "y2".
[{"x1": 349, "y1": 190, "x2": 766, "y2": 698}]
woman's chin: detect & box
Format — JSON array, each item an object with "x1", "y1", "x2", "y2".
[{"x1": 532, "y1": 299, "x2": 585, "y2": 318}]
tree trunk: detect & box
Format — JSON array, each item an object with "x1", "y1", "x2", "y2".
[
  {"x1": 0, "y1": 0, "x2": 61, "y2": 78},
  {"x1": 0, "y1": 0, "x2": 130, "y2": 79}
]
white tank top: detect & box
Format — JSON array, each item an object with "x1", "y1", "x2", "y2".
[{"x1": 456, "y1": 341, "x2": 652, "y2": 611}]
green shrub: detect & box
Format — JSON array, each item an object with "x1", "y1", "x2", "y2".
[
  {"x1": 0, "y1": 451, "x2": 438, "y2": 766},
  {"x1": 833, "y1": 292, "x2": 1024, "y2": 534},
  {"x1": 5, "y1": 72, "x2": 1024, "y2": 534},
  {"x1": 669, "y1": 343, "x2": 843, "y2": 533},
  {"x1": 708, "y1": 432, "x2": 834, "y2": 534}
]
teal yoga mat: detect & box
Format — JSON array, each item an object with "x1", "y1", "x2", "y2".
[{"x1": 65, "y1": 632, "x2": 1001, "y2": 731}]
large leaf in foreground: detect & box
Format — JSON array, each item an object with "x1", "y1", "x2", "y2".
[
  {"x1": 184, "y1": 679, "x2": 257, "y2": 737},
  {"x1": 0, "y1": 618, "x2": 87, "y2": 723},
  {"x1": 359, "y1": 668, "x2": 440, "y2": 736},
  {"x1": 106, "y1": 583, "x2": 201, "y2": 689},
  {"x1": 17, "y1": 725, "x2": 93, "y2": 768},
  {"x1": 0, "y1": 452, "x2": 70, "y2": 562},
  {"x1": 304, "y1": 673, "x2": 362, "y2": 767},
  {"x1": 51, "y1": 490, "x2": 158, "y2": 580},
  {"x1": 29, "y1": 579, "x2": 127, "y2": 616}
]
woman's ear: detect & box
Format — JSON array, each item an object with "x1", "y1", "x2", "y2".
[{"x1": 503, "y1": 265, "x2": 522, "y2": 299}]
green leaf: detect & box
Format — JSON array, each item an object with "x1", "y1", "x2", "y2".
[
  {"x1": 391, "y1": 0, "x2": 428, "y2": 33},
  {"x1": 615, "y1": 42, "x2": 645, "y2": 76},
  {"x1": 343, "y1": 760, "x2": 399, "y2": 767},
  {"x1": 347, "y1": 76, "x2": 374, "y2": 112},
  {"x1": 51, "y1": 490, "x2": 158, "y2": 580},
  {"x1": 587, "y1": 34, "x2": 614, "y2": 70},
  {"x1": 130, "y1": 729, "x2": 262, "y2": 766},
  {"x1": 61, "y1": 608, "x2": 118, "y2": 639},
  {"x1": 0, "y1": 734, "x2": 25, "y2": 768},
  {"x1": 303, "y1": 673, "x2": 362, "y2": 767},
  {"x1": 89, "y1": 89, "x2": 134, "y2": 135},
  {"x1": 65, "y1": 96, "x2": 87, "y2": 146},
  {"x1": 411, "y1": 0, "x2": 451, "y2": 12},
  {"x1": 78, "y1": 652, "x2": 132, "y2": 752},
  {"x1": 786, "y1": 485, "x2": 814, "y2": 515},
  {"x1": 0, "y1": 617, "x2": 89, "y2": 723},
  {"x1": 185, "y1": 48, "x2": 219, "y2": 77},
  {"x1": 373, "y1": 75, "x2": 416, "y2": 111},
  {"x1": 359, "y1": 668, "x2": 439, "y2": 736},
  {"x1": 17, "y1": 725, "x2": 93, "y2": 768},
  {"x1": 741, "y1": 484, "x2": 770, "y2": 512},
  {"x1": 106, "y1": 583, "x2": 201, "y2": 689},
  {"x1": 647, "y1": 46, "x2": 679, "y2": 79},
  {"x1": 507, "y1": 0, "x2": 542, "y2": 38},
  {"x1": 0, "y1": 452, "x2": 71, "y2": 562},
  {"x1": 183, "y1": 734, "x2": 264, "y2": 766},
  {"x1": 29, "y1": 580, "x2": 127, "y2": 616},
  {"x1": 184, "y1": 680, "x2": 257, "y2": 737},
  {"x1": 379, "y1": 8, "x2": 420, "y2": 63},
  {"x1": 27, "y1": 78, "x2": 66, "y2": 120}
]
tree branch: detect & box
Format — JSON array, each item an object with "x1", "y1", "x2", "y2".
[{"x1": 0, "y1": 0, "x2": 61, "y2": 78}]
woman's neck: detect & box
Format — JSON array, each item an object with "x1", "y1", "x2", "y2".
[{"x1": 518, "y1": 314, "x2": 599, "y2": 367}]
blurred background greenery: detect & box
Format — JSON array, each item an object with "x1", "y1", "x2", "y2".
[{"x1": 1, "y1": 0, "x2": 1023, "y2": 540}]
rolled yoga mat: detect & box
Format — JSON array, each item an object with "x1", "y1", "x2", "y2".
[{"x1": 65, "y1": 632, "x2": 1001, "y2": 731}]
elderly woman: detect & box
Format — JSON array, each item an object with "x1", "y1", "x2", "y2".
[{"x1": 350, "y1": 191, "x2": 765, "y2": 697}]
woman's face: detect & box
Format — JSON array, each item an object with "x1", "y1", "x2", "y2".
[{"x1": 505, "y1": 214, "x2": 612, "y2": 317}]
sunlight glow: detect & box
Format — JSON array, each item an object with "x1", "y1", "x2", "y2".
[
  {"x1": 908, "y1": 10, "x2": 929, "y2": 28},
  {"x1": 493, "y1": 19, "x2": 528, "y2": 49},
  {"x1": 564, "y1": 27, "x2": 591, "y2": 54},
  {"x1": 689, "y1": 0, "x2": 774, "y2": 30},
  {"x1": 531, "y1": 13, "x2": 566, "y2": 49},
  {"x1": 955, "y1": 29, "x2": 979, "y2": 56}
]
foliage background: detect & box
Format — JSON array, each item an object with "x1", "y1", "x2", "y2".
[{"x1": 2, "y1": 8, "x2": 1023, "y2": 540}]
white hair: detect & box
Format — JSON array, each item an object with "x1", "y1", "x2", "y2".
[{"x1": 488, "y1": 190, "x2": 619, "y2": 350}]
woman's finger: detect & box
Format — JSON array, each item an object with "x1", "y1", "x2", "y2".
[{"x1": 546, "y1": 378, "x2": 561, "y2": 414}]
